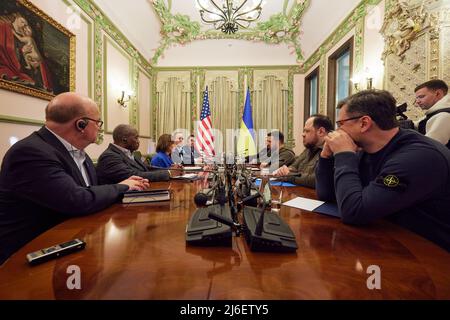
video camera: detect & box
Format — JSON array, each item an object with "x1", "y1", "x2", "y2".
[{"x1": 396, "y1": 103, "x2": 414, "y2": 129}]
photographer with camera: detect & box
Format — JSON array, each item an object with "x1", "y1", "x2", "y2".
[{"x1": 414, "y1": 79, "x2": 450, "y2": 149}]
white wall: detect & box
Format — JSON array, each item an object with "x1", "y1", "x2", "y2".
[
  {"x1": 157, "y1": 39, "x2": 298, "y2": 67},
  {"x1": 363, "y1": 1, "x2": 386, "y2": 90},
  {"x1": 103, "y1": 36, "x2": 131, "y2": 133}
]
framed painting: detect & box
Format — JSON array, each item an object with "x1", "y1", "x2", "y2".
[{"x1": 0, "y1": 0, "x2": 75, "y2": 100}]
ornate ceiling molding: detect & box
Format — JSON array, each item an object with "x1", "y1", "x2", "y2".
[{"x1": 149, "y1": 0, "x2": 310, "y2": 65}]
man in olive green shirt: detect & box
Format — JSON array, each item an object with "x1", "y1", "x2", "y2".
[
  {"x1": 260, "y1": 131, "x2": 295, "y2": 170},
  {"x1": 273, "y1": 114, "x2": 333, "y2": 188}
]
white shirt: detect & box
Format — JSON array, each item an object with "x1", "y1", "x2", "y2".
[
  {"x1": 414, "y1": 94, "x2": 450, "y2": 145},
  {"x1": 113, "y1": 143, "x2": 134, "y2": 161},
  {"x1": 45, "y1": 127, "x2": 91, "y2": 186}
]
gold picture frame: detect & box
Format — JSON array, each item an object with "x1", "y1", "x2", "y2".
[{"x1": 0, "y1": 0, "x2": 75, "y2": 100}]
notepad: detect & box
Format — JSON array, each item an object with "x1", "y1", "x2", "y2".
[
  {"x1": 282, "y1": 196, "x2": 341, "y2": 218},
  {"x1": 172, "y1": 173, "x2": 199, "y2": 180},
  {"x1": 183, "y1": 166, "x2": 203, "y2": 172},
  {"x1": 122, "y1": 189, "x2": 170, "y2": 204}
]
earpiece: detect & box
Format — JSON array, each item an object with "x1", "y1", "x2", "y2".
[
  {"x1": 122, "y1": 138, "x2": 128, "y2": 143},
  {"x1": 76, "y1": 119, "x2": 88, "y2": 131}
]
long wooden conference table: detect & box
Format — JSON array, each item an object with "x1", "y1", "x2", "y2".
[{"x1": 1, "y1": 176, "x2": 450, "y2": 300}]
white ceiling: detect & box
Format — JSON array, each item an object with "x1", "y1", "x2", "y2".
[
  {"x1": 93, "y1": 0, "x2": 161, "y2": 61},
  {"x1": 92, "y1": 0, "x2": 362, "y2": 66},
  {"x1": 300, "y1": 0, "x2": 361, "y2": 59}
]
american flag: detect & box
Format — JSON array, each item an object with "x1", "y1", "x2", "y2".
[{"x1": 195, "y1": 87, "x2": 215, "y2": 157}]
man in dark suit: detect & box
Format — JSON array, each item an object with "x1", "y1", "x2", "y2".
[
  {"x1": 170, "y1": 131, "x2": 185, "y2": 164},
  {"x1": 96, "y1": 124, "x2": 173, "y2": 184},
  {"x1": 181, "y1": 134, "x2": 201, "y2": 165},
  {"x1": 0, "y1": 93, "x2": 149, "y2": 265}
]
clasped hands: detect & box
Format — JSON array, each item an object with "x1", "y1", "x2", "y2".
[
  {"x1": 321, "y1": 130, "x2": 358, "y2": 158},
  {"x1": 119, "y1": 176, "x2": 150, "y2": 191},
  {"x1": 169, "y1": 164, "x2": 184, "y2": 177}
]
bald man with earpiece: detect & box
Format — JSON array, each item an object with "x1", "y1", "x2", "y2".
[{"x1": 0, "y1": 92, "x2": 149, "y2": 265}]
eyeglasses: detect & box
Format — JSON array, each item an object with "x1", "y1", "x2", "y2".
[
  {"x1": 83, "y1": 117, "x2": 104, "y2": 128},
  {"x1": 335, "y1": 115, "x2": 363, "y2": 127}
]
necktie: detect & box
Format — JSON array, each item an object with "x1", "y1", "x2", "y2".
[{"x1": 191, "y1": 146, "x2": 194, "y2": 164}]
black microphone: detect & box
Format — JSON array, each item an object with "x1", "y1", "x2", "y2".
[
  {"x1": 240, "y1": 192, "x2": 260, "y2": 204},
  {"x1": 208, "y1": 212, "x2": 242, "y2": 231},
  {"x1": 217, "y1": 185, "x2": 227, "y2": 206},
  {"x1": 255, "y1": 201, "x2": 268, "y2": 236},
  {"x1": 194, "y1": 192, "x2": 209, "y2": 207}
]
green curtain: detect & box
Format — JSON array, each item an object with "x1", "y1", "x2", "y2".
[
  {"x1": 253, "y1": 75, "x2": 289, "y2": 146},
  {"x1": 156, "y1": 77, "x2": 191, "y2": 137},
  {"x1": 208, "y1": 76, "x2": 239, "y2": 155}
]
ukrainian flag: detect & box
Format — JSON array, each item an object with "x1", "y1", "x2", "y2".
[{"x1": 237, "y1": 88, "x2": 257, "y2": 157}]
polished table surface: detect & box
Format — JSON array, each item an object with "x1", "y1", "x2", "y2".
[{"x1": 1, "y1": 176, "x2": 450, "y2": 300}]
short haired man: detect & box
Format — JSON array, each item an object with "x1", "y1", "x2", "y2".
[
  {"x1": 181, "y1": 134, "x2": 201, "y2": 165},
  {"x1": 0, "y1": 93, "x2": 149, "y2": 265},
  {"x1": 171, "y1": 132, "x2": 185, "y2": 164},
  {"x1": 259, "y1": 131, "x2": 295, "y2": 169},
  {"x1": 414, "y1": 79, "x2": 450, "y2": 148},
  {"x1": 273, "y1": 115, "x2": 333, "y2": 188},
  {"x1": 316, "y1": 90, "x2": 450, "y2": 251},
  {"x1": 96, "y1": 124, "x2": 172, "y2": 184}
]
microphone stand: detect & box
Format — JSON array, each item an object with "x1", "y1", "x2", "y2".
[
  {"x1": 225, "y1": 163, "x2": 239, "y2": 233},
  {"x1": 246, "y1": 174, "x2": 268, "y2": 237}
]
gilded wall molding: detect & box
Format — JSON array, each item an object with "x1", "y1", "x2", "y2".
[
  {"x1": 131, "y1": 61, "x2": 139, "y2": 128},
  {"x1": 382, "y1": 0, "x2": 448, "y2": 121},
  {"x1": 287, "y1": 67, "x2": 296, "y2": 149},
  {"x1": 318, "y1": 54, "x2": 326, "y2": 114},
  {"x1": 151, "y1": 70, "x2": 158, "y2": 139},
  {"x1": 380, "y1": 0, "x2": 438, "y2": 58},
  {"x1": 354, "y1": 17, "x2": 365, "y2": 78},
  {"x1": 438, "y1": 8, "x2": 450, "y2": 83},
  {"x1": 93, "y1": 22, "x2": 103, "y2": 143}
]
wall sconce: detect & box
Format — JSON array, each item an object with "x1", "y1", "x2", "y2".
[
  {"x1": 350, "y1": 75, "x2": 361, "y2": 92},
  {"x1": 366, "y1": 77, "x2": 373, "y2": 90},
  {"x1": 364, "y1": 67, "x2": 374, "y2": 90},
  {"x1": 117, "y1": 91, "x2": 131, "y2": 108},
  {"x1": 351, "y1": 72, "x2": 373, "y2": 92}
]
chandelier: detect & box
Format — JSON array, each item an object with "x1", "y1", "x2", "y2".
[{"x1": 196, "y1": 0, "x2": 264, "y2": 34}]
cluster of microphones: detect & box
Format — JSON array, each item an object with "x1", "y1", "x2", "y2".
[{"x1": 186, "y1": 155, "x2": 299, "y2": 252}]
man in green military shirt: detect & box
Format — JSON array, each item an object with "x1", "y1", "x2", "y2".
[
  {"x1": 273, "y1": 114, "x2": 333, "y2": 188},
  {"x1": 260, "y1": 131, "x2": 295, "y2": 170}
]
